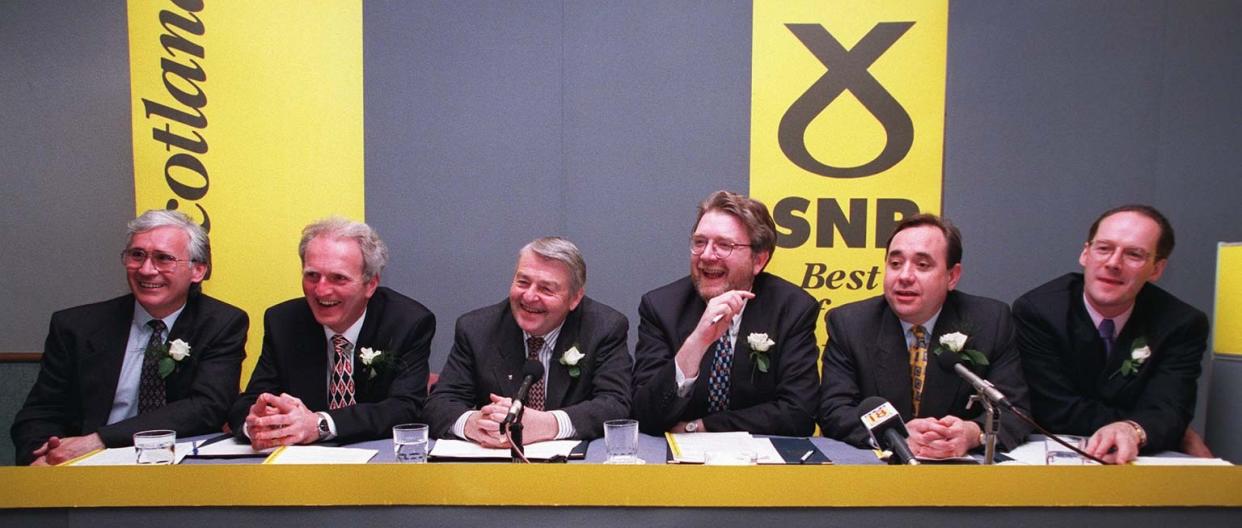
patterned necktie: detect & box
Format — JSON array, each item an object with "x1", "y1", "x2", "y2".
[
  {"x1": 1099, "y1": 319, "x2": 1116, "y2": 361},
  {"x1": 329, "y1": 334, "x2": 356, "y2": 410},
  {"x1": 138, "y1": 320, "x2": 168, "y2": 413},
  {"x1": 909, "y1": 325, "x2": 928, "y2": 418},
  {"x1": 525, "y1": 336, "x2": 546, "y2": 411},
  {"x1": 706, "y1": 334, "x2": 733, "y2": 413}
]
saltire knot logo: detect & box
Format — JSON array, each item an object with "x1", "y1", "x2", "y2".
[{"x1": 778, "y1": 22, "x2": 915, "y2": 179}]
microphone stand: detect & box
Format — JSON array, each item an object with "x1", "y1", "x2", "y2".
[
  {"x1": 504, "y1": 405, "x2": 527, "y2": 463},
  {"x1": 967, "y1": 393, "x2": 1000, "y2": 465}
]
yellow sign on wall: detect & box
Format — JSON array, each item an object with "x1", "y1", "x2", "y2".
[
  {"x1": 1215, "y1": 243, "x2": 1242, "y2": 356},
  {"x1": 127, "y1": 0, "x2": 365, "y2": 379},
  {"x1": 750, "y1": 0, "x2": 948, "y2": 340}
]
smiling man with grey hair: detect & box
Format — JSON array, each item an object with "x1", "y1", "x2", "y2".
[
  {"x1": 426, "y1": 236, "x2": 632, "y2": 446},
  {"x1": 228, "y1": 217, "x2": 435, "y2": 448},
  {"x1": 12, "y1": 209, "x2": 248, "y2": 465}
]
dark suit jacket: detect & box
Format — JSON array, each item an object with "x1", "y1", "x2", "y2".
[
  {"x1": 632, "y1": 273, "x2": 820, "y2": 436},
  {"x1": 11, "y1": 291, "x2": 248, "y2": 465},
  {"x1": 228, "y1": 286, "x2": 435, "y2": 442},
  {"x1": 818, "y1": 291, "x2": 1032, "y2": 451},
  {"x1": 424, "y1": 296, "x2": 632, "y2": 440},
  {"x1": 1013, "y1": 273, "x2": 1208, "y2": 452}
]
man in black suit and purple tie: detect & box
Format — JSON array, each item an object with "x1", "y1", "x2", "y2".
[
  {"x1": 425, "y1": 237, "x2": 632, "y2": 446},
  {"x1": 632, "y1": 190, "x2": 820, "y2": 436},
  {"x1": 1014, "y1": 205, "x2": 1210, "y2": 464},
  {"x1": 228, "y1": 217, "x2": 435, "y2": 448},
  {"x1": 12, "y1": 210, "x2": 248, "y2": 465}
]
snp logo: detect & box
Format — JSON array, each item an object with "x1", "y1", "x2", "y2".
[{"x1": 778, "y1": 23, "x2": 915, "y2": 179}]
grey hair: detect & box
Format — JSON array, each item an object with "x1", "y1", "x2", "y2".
[
  {"x1": 521, "y1": 236, "x2": 586, "y2": 295},
  {"x1": 299, "y1": 217, "x2": 389, "y2": 280},
  {"x1": 127, "y1": 209, "x2": 211, "y2": 276}
]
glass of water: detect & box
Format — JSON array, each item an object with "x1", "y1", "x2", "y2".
[
  {"x1": 1045, "y1": 435, "x2": 1086, "y2": 465},
  {"x1": 133, "y1": 430, "x2": 176, "y2": 465},
  {"x1": 393, "y1": 423, "x2": 429, "y2": 463},
  {"x1": 603, "y1": 419, "x2": 641, "y2": 464}
]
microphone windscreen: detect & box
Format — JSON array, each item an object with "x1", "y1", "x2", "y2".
[
  {"x1": 523, "y1": 359, "x2": 545, "y2": 381},
  {"x1": 858, "y1": 396, "x2": 889, "y2": 420}
]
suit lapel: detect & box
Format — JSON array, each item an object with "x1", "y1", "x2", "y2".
[
  {"x1": 81, "y1": 298, "x2": 134, "y2": 429},
  {"x1": 163, "y1": 294, "x2": 199, "y2": 397},
  {"x1": 872, "y1": 307, "x2": 914, "y2": 418},
  {"x1": 491, "y1": 304, "x2": 527, "y2": 398},
  {"x1": 544, "y1": 305, "x2": 582, "y2": 410},
  {"x1": 353, "y1": 292, "x2": 387, "y2": 399},
  {"x1": 1099, "y1": 298, "x2": 1151, "y2": 397},
  {"x1": 923, "y1": 297, "x2": 967, "y2": 419}
]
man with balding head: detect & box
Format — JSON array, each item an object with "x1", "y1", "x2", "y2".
[
  {"x1": 426, "y1": 237, "x2": 631, "y2": 445},
  {"x1": 228, "y1": 217, "x2": 435, "y2": 448}
]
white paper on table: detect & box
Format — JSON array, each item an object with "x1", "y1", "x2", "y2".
[
  {"x1": 192, "y1": 437, "x2": 275, "y2": 457},
  {"x1": 667, "y1": 432, "x2": 774, "y2": 464},
  {"x1": 997, "y1": 439, "x2": 1045, "y2": 465},
  {"x1": 265, "y1": 445, "x2": 377, "y2": 464},
  {"x1": 1134, "y1": 456, "x2": 1232, "y2": 466},
  {"x1": 429, "y1": 439, "x2": 580, "y2": 460},
  {"x1": 67, "y1": 441, "x2": 194, "y2": 466}
]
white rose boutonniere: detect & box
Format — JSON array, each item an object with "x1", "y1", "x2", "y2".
[
  {"x1": 359, "y1": 347, "x2": 389, "y2": 379},
  {"x1": 932, "y1": 331, "x2": 989, "y2": 368},
  {"x1": 746, "y1": 332, "x2": 775, "y2": 374},
  {"x1": 559, "y1": 345, "x2": 584, "y2": 378},
  {"x1": 1112, "y1": 338, "x2": 1151, "y2": 379},
  {"x1": 148, "y1": 338, "x2": 191, "y2": 379}
]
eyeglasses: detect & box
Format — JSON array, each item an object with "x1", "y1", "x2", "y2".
[
  {"x1": 1087, "y1": 241, "x2": 1152, "y2": 266},
  {"x1": 690, "y1": 237, "x2": 753, "y2": 258},
  {"x1": 121, "y1": 248, "x2": 195, "y2": 272}
]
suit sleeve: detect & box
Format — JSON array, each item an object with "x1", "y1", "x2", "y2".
[
  {"x1": 631, "y1": 293, "x2": 696, "y2": 434},
  {"x1": 11, "y1": 315, "x2": 84, "y2": 465},
  {"x1": 424, "y1": 318, "x2": 485, "y2": 439},
  {"x1": 969, "y1": 304, "x2": 1031, "y2": 451},
  {"x1": 817, "y1": 308, "x2": 872, "y2": 448},
  {"x1": 327, "y1": 309, "x2": 435, "y2": 442},
  {"x1": 95, "y1": 306, "x2": 248, "y2": 447},
  {"x1": 559, "y1": 313, "x2": 632, "y2": 439},
  {"x1": 700, "y1": 296, "x2": 819, "y2": 436},
  {"x1": 227, "y1": 308, "x2": 286, "y2": 437},
  {"x1": 1125, "y1": 311, "x2": 1208, "y2": 451}
]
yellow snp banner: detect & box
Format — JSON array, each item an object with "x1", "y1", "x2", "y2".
[
  {"x1": 1216, "y1": 243, "x2": 1242, "y2": 356},
  {"x1": 750, "y1": 0, "x2": 948, "y2": 340},
  {"x1": 127, "y1": 0, "x2": 365, "y2": 379}
]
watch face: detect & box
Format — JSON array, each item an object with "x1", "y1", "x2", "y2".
[{"x1": 685, "y1": 421, "x2": 698, "y2": 433}]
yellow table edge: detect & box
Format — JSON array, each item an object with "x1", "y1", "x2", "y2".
[{"x1": 4, "y1": 464, "x2": 1242, "y2": 509}]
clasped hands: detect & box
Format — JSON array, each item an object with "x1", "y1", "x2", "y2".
[
  {"x1": 464, "y1": 393, "x2": 558, "y2": 448},
  {"x1": 244, "y1": 392, "x2": 321, "y2": 449},
  {"x1": 905, "y1": 415, "x2": 981, "y2": 459}
]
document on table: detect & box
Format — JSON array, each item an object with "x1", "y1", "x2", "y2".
[
  {"x1": 665, "y1": 432, "x2": 783, "y2": 464},
  {"x1": 264, "y1": 445, "x2": 377, "y2": 464},
  {"x1": 191, "y1": 436, "x2": 276, "y2": 457},
  {"x1": 429, "y1": 439, "x2": 581, "y2": 460},
  {"x1": 67, "y1": 442, "x2": 195, "y2": 466}
]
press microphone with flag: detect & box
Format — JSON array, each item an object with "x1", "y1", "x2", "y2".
[
  {"x1": 933, "y1": 350, "x2": 1013, "y2": 410},
  {"x1": 858, "y1": 396, "x2": 919, "y2": 465},
  {"x1": 502, "y1": 359, "x2": 545, "y2": 428}
]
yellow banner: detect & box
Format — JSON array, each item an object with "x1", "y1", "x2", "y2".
[
  {"x1": 750, "y1": 0, "x2": 948, "y2": 340},
  {"x1": 127, "y1": 0, "x2": 365, "y2": 380},
  {"x1": 1215, "y1": 243, "x2": 1242, "y2": 356}
]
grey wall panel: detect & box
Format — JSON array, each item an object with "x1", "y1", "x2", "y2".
[{"x1": 0, "y1": 0, "x2": 135, "y2": 352}]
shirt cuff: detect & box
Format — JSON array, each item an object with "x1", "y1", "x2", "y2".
[
  {"x1": 452, "y1": 411, "x2": 472, "y2": 440},
  {"x1": 674, "y1": 364, "x2": 698, "y2": 398},
  {"x1": 551, "y1": 410, "x2": 575, "y2": 440}
]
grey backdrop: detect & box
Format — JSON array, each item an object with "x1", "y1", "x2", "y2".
[{"x1": 2, "y1": 1, "x2": 1239, "y2": 465}]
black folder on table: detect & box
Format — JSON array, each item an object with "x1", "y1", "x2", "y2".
[{"x1": 768, "y1": 437, "x2": 832, "y2": 465}]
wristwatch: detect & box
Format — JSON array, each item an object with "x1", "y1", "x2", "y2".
[
  {"x1": 316, "y1": 412, "x2": 332, "y2": 441},
  {"x1": 684, "y1": 420, "x2": 700, "y2": 433}
]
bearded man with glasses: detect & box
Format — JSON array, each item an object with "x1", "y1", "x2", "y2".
[
  {"x1": 631, "y1": 190, "x2": 820, "y2": 436},
  {"x1": 1014, "y1": 204, "x2": 1211, "y2": 463},
  {"x1": 11, "y1": 210, "x2": 248, "y2": 465}
]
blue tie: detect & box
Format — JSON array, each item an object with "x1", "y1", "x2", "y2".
[
  {"x1": 706, "y1": 335, "x2": 733, "y2": 413},
  {"x1": 1099, "y1": 319, "x2": 1116, "y2": 360}
]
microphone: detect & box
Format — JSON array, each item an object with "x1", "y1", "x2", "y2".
[
  {"x1": 502, "y1": 360, "x2": 545, "y2": 427},
  {"x1": 858, "y1": 396, "x2": 919, "y2": 465},
  {"x1": 933, "y1": 351, "x2": 1012, "y2": 409}
]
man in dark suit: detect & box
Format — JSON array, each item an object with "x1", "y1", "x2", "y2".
[
  {"x1": 12, "y1": 210, "x2": 248, "y2": 465},
  {"x1": 426, "y1": 237, "x2": 631, "y2": 445},
  {"x1": 632, "y1": 191, "x2": 820, "y2": 436},
  {"x1": 819, "y1": 214, "x2": 1031, "y2": 457},
  {"x1": 1014, "y1": 205, "x2": 1209, "y2": 464},
  {"x1": 228, "y1": 218, "x2": 434, "y2": 448}
]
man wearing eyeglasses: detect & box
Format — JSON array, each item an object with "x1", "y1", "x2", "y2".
[
  {"x1": 11, "y1": 210, "x2": 248, "y2": 465},
  {"x1": 1014, "y1": 205, "x2": 1210, "y2": 463},
  {"x1": 632, "y1": 190, "x2": 820, "y2": 435}
]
